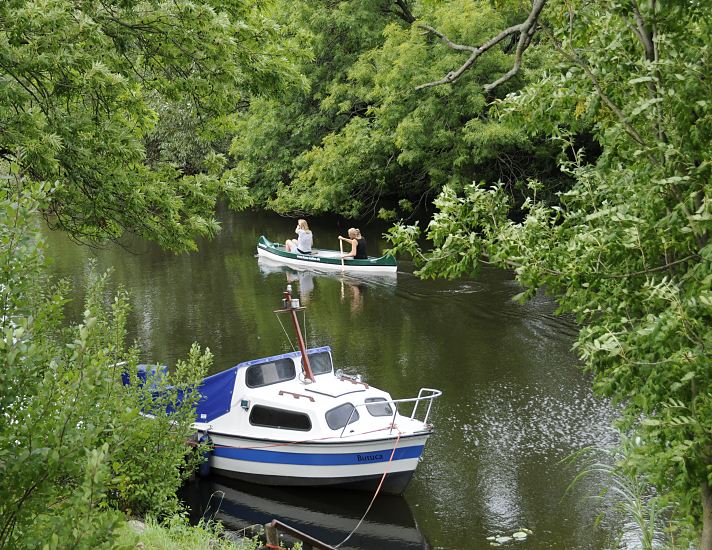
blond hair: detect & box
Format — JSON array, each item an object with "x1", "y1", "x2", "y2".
[{"x1": 297, "y1": 219, "x2": 310, "y2": 232}]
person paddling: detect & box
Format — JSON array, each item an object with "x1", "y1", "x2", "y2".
[{"x1": 338, "y1": 228, "x2": 367, "y2": 259}]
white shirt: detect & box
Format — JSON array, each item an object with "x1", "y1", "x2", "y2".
[{"x1": 296, "y1": 228, "x2": 312, "y2": 252}]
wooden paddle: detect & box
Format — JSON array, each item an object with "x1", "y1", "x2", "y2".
[{"x1": 339, "y1": 237, "x2": 345, "y2": 271}]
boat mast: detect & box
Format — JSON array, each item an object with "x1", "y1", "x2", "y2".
[{"x1": 275, "y1": 285, "x2": 315, "y2": 382}]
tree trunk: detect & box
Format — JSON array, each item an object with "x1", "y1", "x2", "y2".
[{"x1": 701, "y1": 480, "x2": 712, "y2": 550}]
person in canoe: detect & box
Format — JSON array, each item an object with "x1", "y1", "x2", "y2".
[
  {"x1": 285, "y1": 219, "x2": 313, "y2": 254},
  {"x1": 338, "y1": 228, "x2": 367, "y2": 259}
]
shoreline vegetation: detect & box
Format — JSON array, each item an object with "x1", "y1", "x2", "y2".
[
  {"x1": 0, "y1": 183, "x2": 213, "y2": 549},
  {"x1": 2, "y1": 0, "x2": 711, "y2": 547},
  {"x1": 119, "y1": 516, "x2": 309, "y2": 550},
  {"x1": 0, "y1": 183, "x2": 303, "y2": 550},
  {"x1": 117, "y1": 516, "x2": 263, "y2": 550}
]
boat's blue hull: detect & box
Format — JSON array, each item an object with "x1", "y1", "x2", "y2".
[{"x1": 205, "y1": 431, "x2": 429, "y2": 496}]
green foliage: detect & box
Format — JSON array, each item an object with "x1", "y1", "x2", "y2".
[
  {"x1": 0, "y1": 0, "x2": 300, "y2": 252},
  {"x1": 571, "y1": 447, "x2": 678, "y2": 549},
  {"x1": 107, "y1": 343, "x2": 211, "y2": 516},
  {"x1": 228, "y1": 0, "x2": 387, "y2": 211},
  {"x1": 0, "y1": 178, "x2": 210, "y2": 547},
  {"x1": 388, "y1": 0, "x2": 712, "y2": 538},
  {"x1": 28, "y1": 446, "x2": 125, "y2": 550},
  {"x1": 231, "y1": 0, "x2": 558, "y2": 218}
]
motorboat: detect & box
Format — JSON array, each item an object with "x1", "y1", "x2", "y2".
[
  {"x1": 187, "y1": 286, "x2": 440, "y2": 494},
  {"x1": 256, "y1": 236, "x2": 397, "y2": 274}
]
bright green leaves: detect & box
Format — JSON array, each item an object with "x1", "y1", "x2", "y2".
[
  {"x1": 28, "y1": 445, "x2": 123, "y2": 550},
  {"x1": 271, "y1": 116, "x2": 395, "y2": 217},
  {"x1": 231, "y1": 0, "x2": 553, "y2": 218},
  {"x1": 388, "y1": 181, "x2": 514, "y2": 279},
  {"x1": 293, "y1": 0, "x2": 519, "y2": 214}
]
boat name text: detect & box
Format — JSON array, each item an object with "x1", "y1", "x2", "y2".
[{"x1": 357, "y1": 454, "x2": 383, "y2": 462}]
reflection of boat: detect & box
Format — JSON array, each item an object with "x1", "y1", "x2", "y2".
[
  {"x1": 258, "y1": 256, "x2": 396, "y2": 314},
  {"x1": 257, "y1": 236, "x2": 397, "y2": 274},
  {"x1": 132, "y1": 286, "x2": 440, "y2": 494},
  {"x1": 180, "y1": 475, "x2": 430, "y2": 550}
]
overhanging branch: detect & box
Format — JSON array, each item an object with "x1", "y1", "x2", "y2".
[{"x1": 415, "y1": 0, "x2": 547, "y2": 91}]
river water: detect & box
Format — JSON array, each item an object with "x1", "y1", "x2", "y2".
[{"x1": 43, "y1": 208, "x2": 622, "y2": 549}]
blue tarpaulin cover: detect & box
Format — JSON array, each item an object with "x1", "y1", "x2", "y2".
[
  {"x1": 195, "y1": 367, "x2": 239, "y2": 422},
  {"x1": 121, "y1": 364, "x2": 168, "y2": 387}
]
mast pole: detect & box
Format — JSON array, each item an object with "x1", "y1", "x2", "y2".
[{"x1": 282, "y1": 288, "x2": 315, "y2": 382}]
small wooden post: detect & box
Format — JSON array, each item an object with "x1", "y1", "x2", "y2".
[{"x1": 264, "y1": 522, "x2": 279, "y2": 547}]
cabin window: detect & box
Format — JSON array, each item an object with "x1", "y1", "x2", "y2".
[
  {"x1": 249, "y1": 405, "x2": 311, "y2": 431},
  {"x1": 309, "y1": 351, "x2": 333, "y2": 375},
  {"x1": 325, "y1": 403, "x2": 359, "y2": 430},
  {"x1": 365, "y1": 397, "x2": 393, "y2": 417},
  {"x1": 245, "y1": 358, "x2": 296, "y2": 388}
]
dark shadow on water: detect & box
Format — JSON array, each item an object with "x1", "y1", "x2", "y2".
[{"x1": 179, "y1": 475, "x2": 430, "y2": 550}]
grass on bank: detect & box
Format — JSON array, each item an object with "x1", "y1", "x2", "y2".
[{"x1": 115, "y1": 515, "x2": 263, "y2": 550}]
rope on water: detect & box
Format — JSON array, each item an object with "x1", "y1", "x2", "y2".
[
  {"x1": 333, "y1": 429, "x2": 402, "y2": 548},
  {"x1": 201, "y1": 490, "x2": 225, "y2": 523}
]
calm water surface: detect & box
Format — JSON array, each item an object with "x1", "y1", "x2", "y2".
[{"x1": 43, "y1": 209, "x2": 621, "y2": 549}]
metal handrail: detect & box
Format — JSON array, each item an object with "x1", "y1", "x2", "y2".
[{"x1": 339, "y1": 388, "x2": 442, "y2": 438}]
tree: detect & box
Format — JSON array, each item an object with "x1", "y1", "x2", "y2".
[
  {"x1": 389, "y1": 0, "x2": 712, "y2": 546},
  {"x1": 229, "y1": 0, "x2": 403, "y2": 213},
  {"x1": 231, "y1": 0, "x2": 561, "y2": 219},
  {"x1": 0, "y1": 0, "x2": 300, "y2": 251}
]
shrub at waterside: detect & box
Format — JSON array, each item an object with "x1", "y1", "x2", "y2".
[{"x1": 0, "y1": 180, "x2": 211, "y2": 548}]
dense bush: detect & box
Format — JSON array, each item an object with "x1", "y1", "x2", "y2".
[{"x1": 0, "y1": 178, "x2": 210, "y2": 548}]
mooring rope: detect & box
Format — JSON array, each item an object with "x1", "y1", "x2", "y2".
[
  {"x1": 201, "y1": 490, "x2": 225, "y2": 523},
  {"x1": 275, "y1": 314, "x2": 296, "y2": 352},
  {"x1": 333, "y1": 428, "x2": 402, "y2": 548}
]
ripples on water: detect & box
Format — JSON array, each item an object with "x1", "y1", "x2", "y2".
[{"x1": 462, "y1": 382, "x2": 619, "y2": 455}]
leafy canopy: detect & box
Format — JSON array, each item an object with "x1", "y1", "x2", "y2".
[
  {"x1": 231, "y1": 0, "x2": 560, "y2": 219},
  {"x1": 0, "y1": 0, "x2": 301, "y2": 251},
  {"x1": 388, "y1": 0, "x2": 712, "y2": 540}
]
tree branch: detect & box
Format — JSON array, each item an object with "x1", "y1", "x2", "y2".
[
  {"x1": 415, "y1": 0, "x2": 547, "y2": 91},
  {"x1": 630, "y1": 0, "x2": 654, "y2": 61},
  {"x1": 391, "y1": 0, "x2": 415, "y2": 24},
  {"x1": 543, "y1": 26, "x2": 649, "y2": 150}
]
